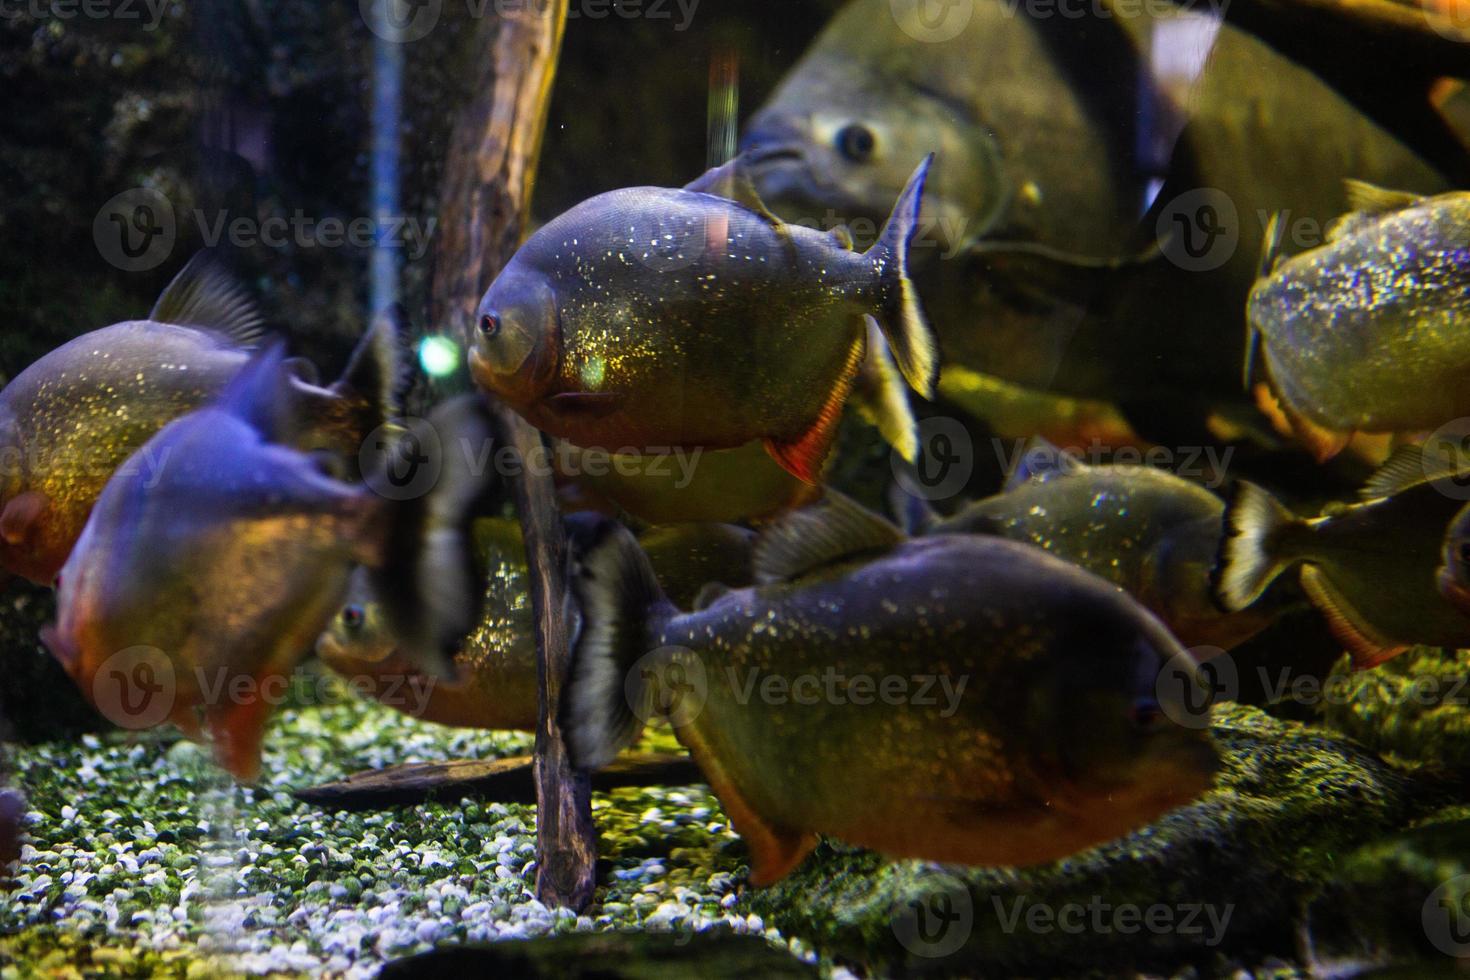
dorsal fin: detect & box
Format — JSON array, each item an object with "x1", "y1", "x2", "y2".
[
  {"x1": 828, "y1": 225, "x2": 855, "y2": 251},
  {"x1": 1359, "y1": 443, "x2": 1462, "y2": 499},
  {"x1": 691, "y1": 581, "x2": 732, "y2": 611},
  {"x1": 1003, "y1": 436, "x2": 1083, "y2": 492},
  {"x1": 216, "y1": 342, "x2": 297, "y2": 443},
  {"x1": 149, "y1": 252, "x2": 265, "y2": 348},
  {"x1": 684, "y1": 157, "x2": 788, "y2": 233},
  {"x1": 1342, "y1": 179, "x2": 1422, "y2": 217},
  {"x1": 753, "y1": 490, "x2": 905, "y2": 585}
]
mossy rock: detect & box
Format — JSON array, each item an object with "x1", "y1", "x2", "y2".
[
  {"x1": 1318, "y1": 647, "x2": 1470, "y2": 767},
  {"x1": 1303, "y1": 804, "x2": 1470, "y2": 973},
  {"x1": 747, "y1": 703, "x2": 1454, "y2": 976}
]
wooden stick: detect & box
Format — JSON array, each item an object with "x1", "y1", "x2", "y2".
[
  {"x1": 430, "y1": 0, "x2": 591, "y2": 909},
  {"x1": 292, "y1": 752, "x2": 700, "y2": 812}
]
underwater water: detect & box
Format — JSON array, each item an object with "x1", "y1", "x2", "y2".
[{"x1": 5, "y1": 0, "x2": 1470, "y2": 976}]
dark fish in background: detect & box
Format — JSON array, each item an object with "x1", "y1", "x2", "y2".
[
  {"x1": 0, "y1": 254, "x2": 412, "y2": 586},
  {"x1": 740, "y1": 0, "x2": 1448, "y2": 442},
  {"x1": 44, "y1": 347, "x2": 492, "y2": 781},
  {"x1": 560, "y1": 496, "x2": 1219, "y2": 885},
  {"x1": 1247, "y1": 183, "x2": 1470, "y2": 460},
  {"x1": 316, "y1": 518, "x2": 756, "y2": 731},
  {"x1": 1215, "y1": 445, "x2": 1470, "y2": 667},
  {"x1": 1438, "y1": 497, "x2": 1470, "y2": 617},
  {"x1": 899, "y1": 438, "x2": 1281, "y2": 651},
  {"x1": 468, "y1": 155, "x2": 936, "y2": 484}
]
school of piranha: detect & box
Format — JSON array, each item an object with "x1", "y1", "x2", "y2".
[{"x1": 10, "y1": 0, "x2": 1470, "y2": 893}]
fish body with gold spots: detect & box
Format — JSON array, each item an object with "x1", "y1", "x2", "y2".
[
  {"x1": 316, "y1": 517, "x2": 755, "y2": 730},
  {"x1": 1248, "y1": 184, "x2": 1470, "y2": 460},
  {"x1": 469, "y1": 156, "x2": 938, "y2": 484},
  {"x1": 912, "y1": 438, "x2": 1277, "y2": 651},
  {"x1": 561, "y1": 499, "x2": 1220, "y2": 885},
  {"x1": 0, "y1": 255, "x2": 409, "y2": 586},
  {"x1": 44, "y1": 346, "x2": 492, "y2": 781}
]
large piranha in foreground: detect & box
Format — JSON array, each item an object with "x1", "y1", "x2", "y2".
[{"x1": 560, "y1": 495, "x2": 1220, "y2": 884}]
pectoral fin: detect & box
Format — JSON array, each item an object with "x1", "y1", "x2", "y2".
[
  {"x1": 764, "y1": 334, "x2": 865, "y2": 484},
  {"x1": 0, "y1": 491, "x2": 49, "y2": 547},
  {"x1": 206, "y1": 683, "x2": 275, "y2": 782},
  {"x1": 1298, "y1": 565, "x2": 1407, "y2": 670}
]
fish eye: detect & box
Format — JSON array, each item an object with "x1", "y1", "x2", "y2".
[
  {"x1": 1128, "y1": 697, "x2": 1166, "y2": 732},
  {"x1": 342, "y1": 605, "x2": 365, "y2": 632},
  {"x1": 479, "y1": 313, "x2": 501, "y2": 338},
  {"x1": 835, "y1": 123, "x2": 876, "y2": 164}
]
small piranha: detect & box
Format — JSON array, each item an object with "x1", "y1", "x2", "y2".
[
  {"x1": 316, "y1": 518, "x2": 756, "y2": 730},
  {"x1": 560, "y1": 495, "x2": 1220, "y2": 885},
  {"x1": 1215, "y1": 444, "x2": 1470, "y2": 668},
  {"x1": 899, "y1": 437, "x2": 1281, "y2": 651},
  {"x1": 468, "y1": 155, "x2": 938, "y2": 484},
  {"x1": 43, "y1": 346, "x2": 494, "y2": 781},
  {"x1": 0, "y1": 253, "x2": 412, "y2": 586},
  {"x1": 1247, "y1": 182, "x2": 1470, "y2": 461}
]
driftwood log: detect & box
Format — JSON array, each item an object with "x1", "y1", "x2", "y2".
[
  {"x1": 293, "y1": 752, "x2": 699, "y2": 812},
  {"x1": 430, "y1": 0, "x2": 595, "y2": 910}
]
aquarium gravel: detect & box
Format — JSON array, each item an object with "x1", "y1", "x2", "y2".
[{"x1": 0, "y1": 682, "x2": 817, "y2": 978}]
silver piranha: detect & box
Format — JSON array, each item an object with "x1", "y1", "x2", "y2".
[
  {"x1": 45, "y1": 346, "x2": 493, "y2": 780},
  {"x1": 900, "y1": 437, "x2": 1280, "y2": 650},
  {"x1": 468, "y1": 155, "x2": 937, "y2": 484},
  {"x1": 1247, "y1": 182, "x2": 1470, "y2": 460},
  {"x1": 560, "y1": 495, "x2": 1219, "y2": 885},
  {"x1": 0, "y1": 252, "x2": 412, "y2": 586}
]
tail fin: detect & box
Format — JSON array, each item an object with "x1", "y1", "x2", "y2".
[
  {"x1": 560, "y1": 516, "x2": 677, "y2": 770},
  {"x1": 1213, "y1": 481, "x2": 1301, "y2": 612},
  {"x1": 868, "y1": 154, "x2": 939, "y2": 399},
  {"x1": 368, "y1": 395, "x2": 499, "y2": 681}
]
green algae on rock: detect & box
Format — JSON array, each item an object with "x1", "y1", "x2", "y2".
[
  {"x1": 746, "y1": 703, "x2": 1447, "y2": 976},
  {"x1": 1318, "y1": 647, "x2": 1470, "y2": 768}
]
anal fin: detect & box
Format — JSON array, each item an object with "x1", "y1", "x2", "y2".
[
  {"x1": 764, "y1": 334, "x2": 865, "y2": 484},
  {"x1": 677, "y1": 726, "x2": 818, "y2": 887},
  {"x1": 1299, "y1": 565, "x2": 1407, "y2": 669}
]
